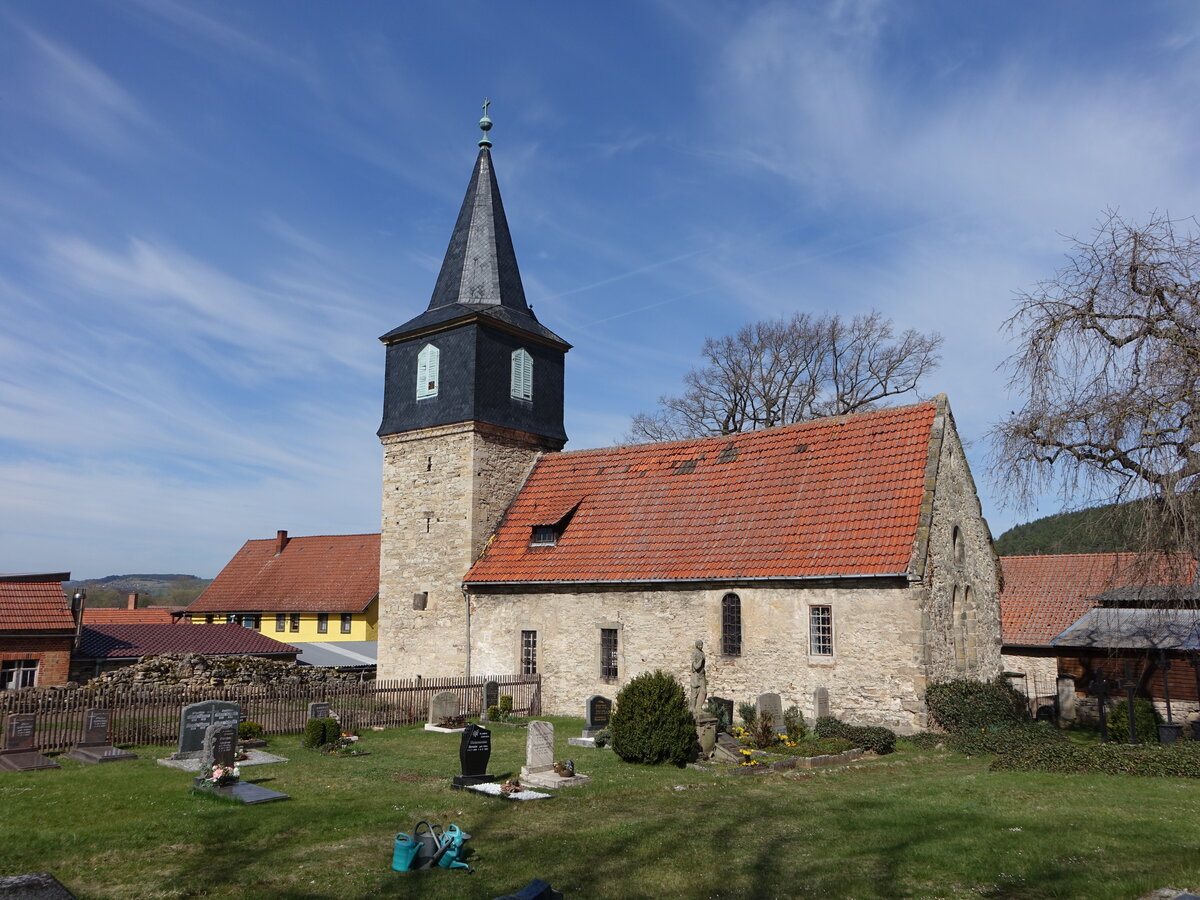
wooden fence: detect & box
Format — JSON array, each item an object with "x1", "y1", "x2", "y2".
[{"x1": 0, "y1": 674, "x2": 541, "y2": 754}]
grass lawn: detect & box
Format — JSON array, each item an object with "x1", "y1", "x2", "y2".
[{"x1": 3, "y1": 717, "x2": 1200, "y2": 899}]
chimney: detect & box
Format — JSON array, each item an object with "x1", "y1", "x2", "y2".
[
  {"x1": 127, "y1": 592, "x2": 139, "y2": 610},
  {"x1": 71, "y1": 590, "x2": 87, "y2": 649},
  {"x1": 275, "y1": 530, "x2": 289, "y2": 555}
]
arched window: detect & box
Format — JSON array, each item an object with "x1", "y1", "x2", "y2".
[
  {"x1": 416, "y1": 344, "x2": 440, "y2": 399},
  {"x1": 721, "y1": 592, "x2": 742, "y2": 656},
  {"x1": 952, "y1": 525, "x2": 965, "y2": 568},
  {"x1": 511, "y1": 348, "x2": 533, "y2": 400}
]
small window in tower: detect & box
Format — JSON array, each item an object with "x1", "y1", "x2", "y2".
[
  {"x1": 511, "y1": 348, "x2": 533, "y2": 401},
  {"x1": 416, "y1": 344, "x2": 440, "y2": 400}
]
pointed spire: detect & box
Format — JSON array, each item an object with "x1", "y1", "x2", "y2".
[{"x1": 426, "y1": 105, "x2": 528, "y2": 311}]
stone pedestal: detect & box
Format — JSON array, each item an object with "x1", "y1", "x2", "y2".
[{"x1": 695, "y1": 714, "x2": 718, "y2": 759}]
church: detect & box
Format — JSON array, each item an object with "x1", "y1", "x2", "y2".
[{"x1": 375, "y1": 113, "x2": 1002, "y2": 732}]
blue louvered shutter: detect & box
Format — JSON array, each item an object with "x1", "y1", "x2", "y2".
[
  {"x1": 511, "y1": 348, "x2": 533, "y2": 400},
  {"x1": 416, "y1": 344, "x2": 439, "y2": 399}
]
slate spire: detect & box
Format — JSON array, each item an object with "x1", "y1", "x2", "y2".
[{"x1": 426, "y1": 106, "x2": 527, "y2": 312}]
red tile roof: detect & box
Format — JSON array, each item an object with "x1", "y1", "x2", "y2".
[
  {"x1": 76, "y1": 624, "x2": 300, "y2": 660},
  {"x1": 0, "y1": 580, "x2": 76, "y2": 632},
  {"x1": 466, "y1": 402, "x2": 939, "y2": 584},
  {"x1": 188, "y1": 533, "x2": 379, "y2": 614},
  {"x1": 83, "y1": 607, "x2": 182, "y2": 625},
  {"x1": 1000, "y1": 553, "x2": 1195, "y2": 647}
]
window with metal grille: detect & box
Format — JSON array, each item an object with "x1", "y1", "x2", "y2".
[
  {"x1": 416, "y1": 344, "x2": 440, "y2": 399},
  {"x1": 341, "y1": 613, "x2": 353, "y2": 634},
  {"x1": 809, "y1": 605, "x2": 833, "y2": 656},
  {"x1": 721, "y1": 592, "x2": 742, "y2": 656},
  {"x1": 317, "y1": 613, "x2": 328, "y2": 634},
  {"x1": 511, "y1": 348, "x2": 533, "y2": 400},
  {"x1": 521, "y1": 630, "x2": 538, "y2": 674},
  {"x1": 1, "y1": 659, "x2": 37, "y2": 690},
  {"x1": 600, "y1": 628, "x2": 619, "y2": 679},
  {"x1": 289, "y1": 613, "x2": 300, "y2": 632},
  {"x1": 275, "y1": 614, "x2": 286, "y2": 632}
]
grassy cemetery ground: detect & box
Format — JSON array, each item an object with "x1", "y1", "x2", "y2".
[{"x1": 3, "y1": 716, "x2": 1200, "y2": 899}]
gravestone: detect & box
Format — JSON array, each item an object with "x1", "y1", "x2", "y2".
[
  {"x1": 483, "y1": 680, "x2": 500, "y2": 712},
  {"x1": 307, "y1": 701, "x2": 331, "y2": 721},
  {"x1": 757, "y1": 692, "x2": 786, "y2": 734},
  {"x1": 712, "y1": 731, "x2": 745, "y2": 763},
  {"x1": 0, "y1": 713, "x2": 59, "y2": 771},
  {"x1": 66, "y1": 708, "x2": 136, "y2": 764},
  {"x1": 707, "y1": 696, "x2": 735, "y2": 729},
  {"x1": 424, "y1": 691, "x2": 464, "y2": 732},
  {"x1": 201, "y1": 723, "x2": 239, "y2": 773},
  {"x1": 519, "y1": 720, "x2": 589, "y2": 788},
  {"x1": 191, "y1": 722, "x2": 290, "y2": 805},
  {"x1": 583, "y1": 695, "x2": 612, "y2": 737},
  {"x1": 813, "y1": 687, "x2": 830, "y2": 720},
  {"x1": 452, "y1": 722, "x2": 495, "y2": 788},
  {"x1": 172, "y1": 700, "x2": 240, "y2": 759}
]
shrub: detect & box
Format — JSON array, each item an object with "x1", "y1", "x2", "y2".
[
  {"x1": 303, "y1": 716, "x2": 341, "y2": 749},
  {"x1": 925, "y1": 678, "x2": 1030, "y2": 734},
  {"x1": 815, "y1": 716, "x2": 896, "y2": 755},
  {"x1": 703, "y1": 699, "x2": 731, "y2": 732},
  {"x1": 593, "y1": 727, "x2": 612, "y2": 748},
  {"x1": 992, "y1": 740, "x2": 1200, "y2": 777},
  {"x1": 909, "y1": 722, "x2": 1063, "y2": 756},
  {"x1": 610, "y1": 670, "x2": 697, "y2": 766},
  {"x1": 487, "y1": 705, "x2": 503, "y2": 721},
  {"x1": 238, "y1": 721, "x2": 264, "y2": 741},
  {"x1": 752, "y1": 712, "x2": 778, "y2": 749},
  {"x1": 783, "y1": 706, "x2": 807, "y2": 742},
  {"x1": 1107, "y1": 698, "x2": 1162, "y2": 744},
  {"x1": 738, "y1": 702, "x2": 757, "y2": 731},
  {"x1": 499, "y1": 695, "x2": 514, "y2": 716}
]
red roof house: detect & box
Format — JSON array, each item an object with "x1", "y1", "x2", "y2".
[{"x1": 0, "y1": 573, "x2": 77, "y2": 689}]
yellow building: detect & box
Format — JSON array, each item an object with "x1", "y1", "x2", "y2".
[{"x1": 187, "y1": 531, "x2": 379, "y2": 668}]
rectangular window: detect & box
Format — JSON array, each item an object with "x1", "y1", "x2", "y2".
[
  {"x1": 341, "y1": 613, "x2": 353, "y2": 634},
  {"x1": 317, "y1": 613, "x2": 328, "y2": 634},
  {"x1": 521, "y1": 630, "x2": 538, "y2": 675},
  {"x1": 240, "y1": 615, "x2": 259, "y2": 630},
  {"x1": 1, "y1": 659, "x2": 38, "y2": 690},
  {"x1": 275, "y1": 614, "x2": 286, "y2": 633},
  {"x1": 809, "y1": 605, "x2": 833, "y2": 656},
  {"x1": 530, "y1": 525, "x2": 557, "y2": 546},
  {"x1": 289, "y1": 614, "x2": 300, "y2": 633},
  {"x1": 600, "y1": 628, "x2": 618, "y2": 679}
]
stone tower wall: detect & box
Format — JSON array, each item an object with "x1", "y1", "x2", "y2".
[{"x1": 376, "y1": 421, "x2": 548, "y2": 680}]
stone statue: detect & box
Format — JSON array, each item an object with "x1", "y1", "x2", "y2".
[{"x1": 689, "y1": 640, "x2": 707, "y2": 716}]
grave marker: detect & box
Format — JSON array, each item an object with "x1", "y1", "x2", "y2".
[
  {"x1": 424, "y1": 691, "x2": 464, "y2": 731},
  {"x1": 66, "y1": 708, "x2": 136, "y2": 764},
  {"x1": 813, "y1": 686, "x2": 830, "y2": 720},
  {"x1": 172, "y1": 700, "x2": 240, "y2": 759},
  {"x1": 202, "y1": 724, "x2": 239, "y2": 772},
  {"x1": 707, "y1": 696, "x2": 735, "y2": 729},
  {"x1": 483, "y1": 680, "x2": 500, "y2": 712},
  {"x1": 583, "y1": 695, "x2": 612, "y2": 737},
  {"x1": 521, "y1": 720, "x2": 556, "y2": 777},
  {"x1": 452, "y1": 723, "x2": 495, "y2": 788},
  {"x1": 757, "y1": 692, "x2": 786, "y2": 734},
  {"x1": 307, "y1": 701, "x2": 331, "y2": 721},
  {"x1": 0, "y1": 713, "x2": 59, "y2": 771}
]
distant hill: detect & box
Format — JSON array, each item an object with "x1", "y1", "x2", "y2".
[
  {"x1": 994, "y1": 500, "x2": 1150, "y2": 556},
  {"x1": 63, "y1": 574, "x2": 211, "y2": 608}
]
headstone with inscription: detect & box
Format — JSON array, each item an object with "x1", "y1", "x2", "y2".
[
  {"x1": 452, "y1": 722, "x2": 495, "y2": 788},
  {"x1": 757, "y1": 692, "x2": 786, "y2": 734},
  {"x1": 191, "y1": 722, "x2": 290, "y2": 805},
  {"x1": 424, "y1": 691, "x2": 464, "y2": 732},
  {"x1": 0, "y1": 713, "x2": 59, "y2": 771},
  {"x1": 584, "y1": 695, "x2": 612, "y2": 737},
  {"x1": 307, "y1": 701, "x2": 331, "y2": 721},
  {"x1": 171, "y1": 700, "x2": 240, "y2": 759},
  {"x1": 66, "y1": 708, "x2": 136, "y2": 764},
  {"x1": 813, "y1": 687, "x2": 830, "y2": 720},
  {"x1": 520, "y1": 721, "x2": 589, "y2": 789},
  {"x1": 201, "y1": 724, "x2": 239, "y2": 773}
]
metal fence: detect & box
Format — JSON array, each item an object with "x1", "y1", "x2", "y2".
[{"x1": 0, "y1": 674, "x2": 541, "y2": 754}]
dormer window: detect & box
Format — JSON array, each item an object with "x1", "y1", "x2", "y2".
[
  {"x1": 416, "y1": 344, "x2": 440, "y2": 399},
  {"x1": 531, "y1": 525, "x2": 557, "y2": 546},
  {"x1": 511, "y1": 348, "x2": 533, "y2": 400}
]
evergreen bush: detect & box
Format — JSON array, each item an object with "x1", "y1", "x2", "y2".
[
  {"x1": 703, "y1": 699, "x2": 731, "y2": 732},
  {"x1": 908, "y1": 722, "x2": 1063, "y2": 756},
  {"x1": 925, "y1": 678, "x2": 1030, "y2": 734},
  {"x1": 610, "y1": 670, "x2": 697, "y2": 766},
  {"x1": 302, "y1": 718, "x2": 325, "y2": 749},
  {"x1": 783, "y1": 706, "x2": 807, "y2": 742},
  {"x1": 738, "y1": 701, "x2": 757, "y2": 731},
  {"x1": 487, "y1": 705, "x2": 503, "y2": 722},
  {"x1": 814, "y1": 716, "x2": 896, "y2": 754},
  {"x1": 1107, "y1": 698, "x2": 1162, "y2": 744},
  {"x1": 991, "y1": 740, "x2": 1200, "y2": 776},
  {"x1": 238, "y1": 721, "x2": 264, "y2": 741},
  {"x1": 499, "y1": 695, "x2": 514, "y2": 716},
  {"x1": 752, "y1": 712, "x2": 778, "y2": 749}
]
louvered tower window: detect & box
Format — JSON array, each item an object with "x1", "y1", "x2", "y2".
[
  {"x1": 416, "y1": 344, "x2": 440, "y2": 399},
  {"x1": 511, "y1": 348, "x2": 533, "y2": 400}
]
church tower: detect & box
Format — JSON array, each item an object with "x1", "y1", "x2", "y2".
[{"x1": 376, "y1": 107, "x2": 570, "y2": 679}]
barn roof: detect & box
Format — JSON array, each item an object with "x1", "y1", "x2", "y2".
[{"x1": 76, "y1": 624, "x2": 299, "y2": 660}]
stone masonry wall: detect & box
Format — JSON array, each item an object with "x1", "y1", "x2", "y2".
[
  {"x1": 469, "y1": 580, "x2": 933, "y2": 732},
  {"x1": 377, "y1": 422, "x2": 548, "y2": 681},
  {"x1": 919, "y1": 400, "x2": 1004, "y2": 685},
  {"x1": 1001, "y1": 652, "x2": 1060, "y2": 707}
]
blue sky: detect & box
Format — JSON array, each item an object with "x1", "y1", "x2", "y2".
[{"x1": 3, "y1": 1, "x2": 1199, "y2": 579}]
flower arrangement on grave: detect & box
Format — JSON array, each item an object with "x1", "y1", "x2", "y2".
[
  {"x1": 552, "y1": 759, "x2": 575, "y2": 778},
  {"x1": 499, "y1": 778, "x2": 522, "y2": 795},
  {"x1": 738, "y1": 748, "x2": 760, "y2": 768},
  {"x1": 202, "y1": 763, "x2": 240, "y2": 786},
  {"x1": 437, "y1": 714, "x2": 467, "y2": 729}
]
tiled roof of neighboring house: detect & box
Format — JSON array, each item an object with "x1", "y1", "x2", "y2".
[
  {"x1": 466, "y1": 402, "x2": 939, "y2": 584},
  {"x1": 188, "y1": 533, "x2": 380, "y2": 614},
  {"x1": 999, "y1": 553, "x2": 1196, "y2": 647},
  {"x1": 76, "y1": 624, "x2": 300, "y2": 660},
  {"x1": 0, "y1": 578, "x2": 76, "y2": 632},
  {"x1": 82, "y1": 607, "x2": 183, "y2": 625}
]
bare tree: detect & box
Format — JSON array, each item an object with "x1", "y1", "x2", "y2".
[
  {"x1": 629, "y1": 310, "x2": 942, "y2": 441},
  {"x1": 990, "y1": 209, "x2": 1200, "y2": 584}
]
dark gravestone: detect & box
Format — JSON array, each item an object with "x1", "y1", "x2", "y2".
[
  {"x1": 483, "y1": 680, "x2": 500, "y2": 712},
  {"x1": 191, "y1": 722, "x2": 288, "y2": 804},
  {"x1": 202, "y1": 724, "x2": 238, "y2": 772},
  {"x1": 66, "y1": 708, "x2": 136, "y2": 764},
  {"x1": 172, "y1": 700, "x2": 240, "y2": 759},
  {"x1": 757, "y1": 692, "x2": 786, "y2": 734},
  {"x1": 452, "y1": 722, "x2": 495, "y2": 788},
  {"x1": 583, "y1": 695, "x2": 612, "y2": 737},
  {"x1": 707, "y1": 696, "x2": 735, "y2": 729},
  {"x1": 0, "y1": 713, "x2": 59, "y2": 771},
  {"x1": 307, "y1": 701, "x2": 331, "y2": 721}
]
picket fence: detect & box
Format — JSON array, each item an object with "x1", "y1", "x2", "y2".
[{"x1": 0, "y1": 674, "x2": 541, "y2": 754}]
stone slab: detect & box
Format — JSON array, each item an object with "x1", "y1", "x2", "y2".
[
  {"x1": 428, "y1": 691, "x2": 459, "y2": 724},
  {"x1": 757, "y1": 692, "x2": 786, "y2": 734},
  {"x1": 423, "y1": 724, "x2": 465, "y2": 734},
  {"x1": 460, "y1": 782, "x2": 551, "y2": 801},
  {"x1": 452, "y1": 773, "x2": 496, "y2": 787},
  {"x1": 0, "y1": 750, "x2": 59, "y2": 772},
  {"x1": 567, "y1": 737, "x2": 596, "y2": 749},
  {"x1": 4, "y1": 714, "x2": 36, "y2": 752},
  {"x1": 518, "y1": 770, "x2": 591, "y2": 790},
  {"x1": 0, "y1": 873, "x2": 77, "y2": 899},
  {"x1": 193, "y1": 781, "x2": 290, "y2": 805},
  {"x1": 156, "y1": 749, "x2": 288, "y2": 772},
  {"x1": 65, "y1": 745, "x2": 137, "y2": 764},
  {"x1": 524, "y1": 720, "x2": 555, "y2": 771}
]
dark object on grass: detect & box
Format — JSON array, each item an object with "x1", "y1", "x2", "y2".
[
  {"x1": 492, "y1": 879, "x2": 564, "y2": 900},
  {"x1": 0, "y1": 873, "x2": 77, "y2": 899}
]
